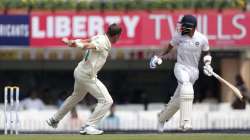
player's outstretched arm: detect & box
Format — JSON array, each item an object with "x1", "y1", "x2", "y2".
[
  {"x1": 149, "y1": 43, "x2": 174, "y2": 69},
  {"x1": 61, "y1": 38, "x2": 97, "y2": 50},
  {"x1": 158, "y1": 44, "x2": 174, "y2": 58}
]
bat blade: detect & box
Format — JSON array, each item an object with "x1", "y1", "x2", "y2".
[{"x1": 211, "y1": 71, "x2": 243, "y2": 101}]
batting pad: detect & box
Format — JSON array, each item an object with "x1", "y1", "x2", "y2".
[
  {"x1": 179, "y1": 82, "x2": 194, "y2": 129},
  {"x1": 158, "y1": 86, "x2": 181, "y2": 123}
]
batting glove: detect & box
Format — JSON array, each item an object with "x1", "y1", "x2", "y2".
[
  {"x1": 203, "y1": 64, "x2": 213, "y2": 77},
  {"x1": 149, "y1": 55, "x2": 162, "y2": 69}
]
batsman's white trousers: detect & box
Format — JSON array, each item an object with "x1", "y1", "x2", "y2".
[
  {"x1": 158, "y1": 63, "x2": 199, "y2": 123},
  {"x1": 53, "y1": 67, "x2": 113, "y2": 126}
]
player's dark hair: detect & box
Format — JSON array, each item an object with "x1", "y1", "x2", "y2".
[{"x1": 107, "y1": 23, "x2": 122, "y2": 37}]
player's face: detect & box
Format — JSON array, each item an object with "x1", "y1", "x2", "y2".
[
  {"x1": 176, "y1": 24, "x2": 195, "y2": 37},
  {"x1": 176, "y1": 22, "x2": 196, "y2": 37}
]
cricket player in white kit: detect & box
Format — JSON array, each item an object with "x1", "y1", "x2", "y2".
[
  {"x1": 47, "y1": 23, "x2": 122, "y2": 135},
  {"x1": 149, "y1": 15, "x2": 214, "y2": 132}
]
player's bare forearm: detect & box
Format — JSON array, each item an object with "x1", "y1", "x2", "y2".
[
  {"x1": 61, "y1": 38, "x2": 96, "y2": 50},
  {"x1": 79, "y1": 38, "x2": 91, "y2": 43},
  {"x1": 62, "y1": 38, "x2": 73, "y2": 46},
  {"x1": 158, "y1": 44, "x2": 174, "y2": 58}
]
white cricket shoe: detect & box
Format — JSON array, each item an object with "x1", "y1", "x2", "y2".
[
  {"x1": 157, "y1": 114, "x2": 165, "y2": 133},
  {"x1": 80, "y1": 125, "x2": 104, "y2": 135},
  {"x1": 46, "y1": 118, "x2": 59, "y2": 128},
  {"x1": 181, "y1": 120, "x2": 192, "y2": 131}
]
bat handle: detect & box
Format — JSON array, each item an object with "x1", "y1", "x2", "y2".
[{"x1": 211, "y1": 71, "x2": 220, "y2": 79}]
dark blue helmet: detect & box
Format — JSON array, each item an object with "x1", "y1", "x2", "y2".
[{"x1": 179, "y1": 15, "x2": 197, "y2": 35}]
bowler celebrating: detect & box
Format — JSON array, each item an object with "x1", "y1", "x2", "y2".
[
  {"x1": 47, "y1": 23, "x2": 122, "y2": 135},
  {"x1": 149, "y1": 15, "x2": 213, "y2": 132}
]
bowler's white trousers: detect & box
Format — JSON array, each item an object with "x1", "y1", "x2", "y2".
[{"x1": 53, "y1": 67, "x2": 113, "y2": 126}]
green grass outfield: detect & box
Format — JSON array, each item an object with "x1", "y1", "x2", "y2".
[{"x1": 0, "y1": 134, "x2": 250, "y2": 140}]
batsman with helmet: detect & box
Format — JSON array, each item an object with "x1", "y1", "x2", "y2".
[{"x1": 149, "y1": 15, "x2": 214, "y2": 132}]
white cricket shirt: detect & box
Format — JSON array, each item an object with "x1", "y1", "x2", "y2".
[
  {"x1": 77, "y1": 34, "x2": 111, "y2": 79},
  {"x1": 170, "y1": 31, "x2": 210, "y2": 68}
]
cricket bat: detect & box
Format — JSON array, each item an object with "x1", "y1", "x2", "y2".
[{"x1": 211, "y1": 71, "x2": 244, "y2": 101}]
